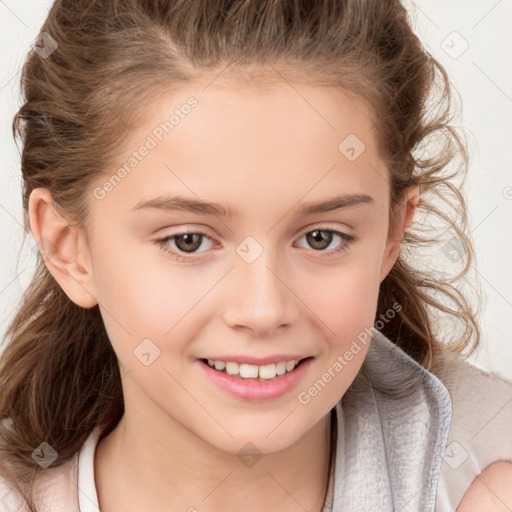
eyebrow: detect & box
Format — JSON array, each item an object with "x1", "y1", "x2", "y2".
[{"x1": 131, "y1": 193, "x2": 375, "y2": 217}]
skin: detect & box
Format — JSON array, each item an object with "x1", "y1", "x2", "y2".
[
  {"x1": 29, "y1": 78, "x2": 419, "y2": 511},
  {"x1": 457, "y1": 461, "x2": 512, "y2": 511}
]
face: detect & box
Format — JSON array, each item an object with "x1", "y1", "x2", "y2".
[{"x1": 55, "y1": 79, "x2": 409, "y2": 454}]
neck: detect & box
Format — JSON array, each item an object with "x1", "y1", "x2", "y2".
[{"x1": 95, "y1": 408, "x2": 334, "y2": 512}]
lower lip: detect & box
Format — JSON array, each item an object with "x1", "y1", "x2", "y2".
[{"x1": 197, "y1": 358, "x2": 313, "y2": 401}]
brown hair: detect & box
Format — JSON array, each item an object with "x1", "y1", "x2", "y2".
[{"x1": 0, "y1": 0, "x2": 482, "y2": 509}]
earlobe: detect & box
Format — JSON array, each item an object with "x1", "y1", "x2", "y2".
[{"x1": 28, "y1": 188, "x2": 98, "y2": 308}]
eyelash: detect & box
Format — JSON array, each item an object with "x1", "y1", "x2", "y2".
[{"x1": 156, "y1": 226, "x2": 356, "y2": 262}]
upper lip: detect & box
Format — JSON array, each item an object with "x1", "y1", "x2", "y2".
[{"x1": 199, "y1": 355, "x2": 311, "y2": 366}]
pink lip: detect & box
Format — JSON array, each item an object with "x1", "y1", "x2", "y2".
[
  {"x1": 196, "y1": 357, "x2": 313, "y2": 401},
  {"x1": 200, "y1": 354, "x2": 309, "y2": 365}
]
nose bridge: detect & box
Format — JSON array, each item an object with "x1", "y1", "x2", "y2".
[{"x1": 224, "y1": 238, "x2": 295, "y2": 334}]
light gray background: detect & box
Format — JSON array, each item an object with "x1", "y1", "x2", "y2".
[{"x1": 1, "y1": 1, "x2": 511, "y2": 379}]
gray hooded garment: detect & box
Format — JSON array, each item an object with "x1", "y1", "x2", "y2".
[{"x1": 321, "y1": 329, "x2": 452, "y2": 511}]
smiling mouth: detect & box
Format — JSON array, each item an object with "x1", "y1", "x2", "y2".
[{"x1": 199, "y1": 357, "x2": 312, "y2": 381}]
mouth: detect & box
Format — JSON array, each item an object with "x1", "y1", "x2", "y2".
[
  {"x1": 197, "y1": 355, "x2": 314, "y2": 401},
  {"x1": 199, "y1": 357, "x2": 313, "y2": 381}
]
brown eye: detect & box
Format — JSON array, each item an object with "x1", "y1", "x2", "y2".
[
  {"x1": 156, "y1": 230, "x2": 215, "y2": 260},
  {"x1": 174, "y1": 233, "x2": 204, "y2": 253},
  {"x1": 296, "y1": 227, "x2": 355, "y2": 257},
  {"x1": 305, "y1": 230, "x2": 334, "y2": 250}
]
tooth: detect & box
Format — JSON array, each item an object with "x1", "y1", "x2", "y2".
[
  {"x1": 286, "y1": 360, "x2": 297, "y2": 372},
  {"x1": 259, "y1": 363, "x2": 277, "y2": 379},
  {"x1": 239, "y1": 364, "x2": 259, "y2": 378},
  {"x1": 214, "y1": 360, "x2": 226, "y2": 371},
  {"x1": 214, "y1": 359, "x2": 301, "y2": 378},
  {"x1": 225, "y1": 362, "x2": 240, "y2": 375},
  {"x1": 275, "y1": 361, "x2": 287, "y2": 375}
]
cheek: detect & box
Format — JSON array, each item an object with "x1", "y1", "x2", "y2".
[
  {"x1": 300, "y1": 259, "x2": 381, "y2": 329},
  {"x1": 93, "y1": 238, "x2": 197, "y2": 321},
  {"x1": 297, "y1": 255, "x2": 381, "y2": 394},
  {"x1": 91, "y1": 246, "x2": 206, "y2": 358}
]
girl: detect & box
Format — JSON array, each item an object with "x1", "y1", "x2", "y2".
[{"x1": 1, "y1": 1, "x2": 511, "y2": 511}]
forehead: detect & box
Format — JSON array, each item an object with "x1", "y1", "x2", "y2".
[
  {"x1": 150, "y1": 77, "x2": 378, "y2": 148},
  {"x1": 91, "y1": 78, "x2": 389, "y2": 221},
  {"x1": 118, "y1": 71, "x2": 380, "y2": 158}
]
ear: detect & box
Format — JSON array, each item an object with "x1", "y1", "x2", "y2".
[
  {"x1": 28, "y1": 188, "x2": 98, "y2": 308},
  {"x1": 379, "y1": 184, "x2": 420, "y2": 283}
]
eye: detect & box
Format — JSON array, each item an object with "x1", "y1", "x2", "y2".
[
  {"x1": 156, "y1": 230, "x2": 215, "y2": 261},
  {"x1": 295, "y1": 227, "x2": 355, "y2": 257}
]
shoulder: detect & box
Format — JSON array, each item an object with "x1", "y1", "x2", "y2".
[
  {"x1": 431, "y1": 348, "x2": 512, "y2": 431},
  {"x1": 457, "y1": 460, "x2": 512, "y2": 511},
  {"x1": 431, "y1": 351, "x2": 512, "y2": 511},
  {"x1": 432, "y1": 348, "x2": 512, "y2": 392}
]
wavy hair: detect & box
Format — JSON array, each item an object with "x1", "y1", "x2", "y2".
[{"x1": 0, "y1": 1, "x2": 481, "y2": 509}]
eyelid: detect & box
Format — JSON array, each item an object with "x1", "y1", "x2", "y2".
[{"x1": 297, "y1": 222, "x2": 353, "y2": 237}]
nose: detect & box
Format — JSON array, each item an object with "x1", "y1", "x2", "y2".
[{"x1": 222, "y1": 250, "x2": 298, "y2": 336}]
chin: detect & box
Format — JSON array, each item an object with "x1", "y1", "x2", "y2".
[{"x1": 195, "y1": 414, "x2": 321, "y2": 457}]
